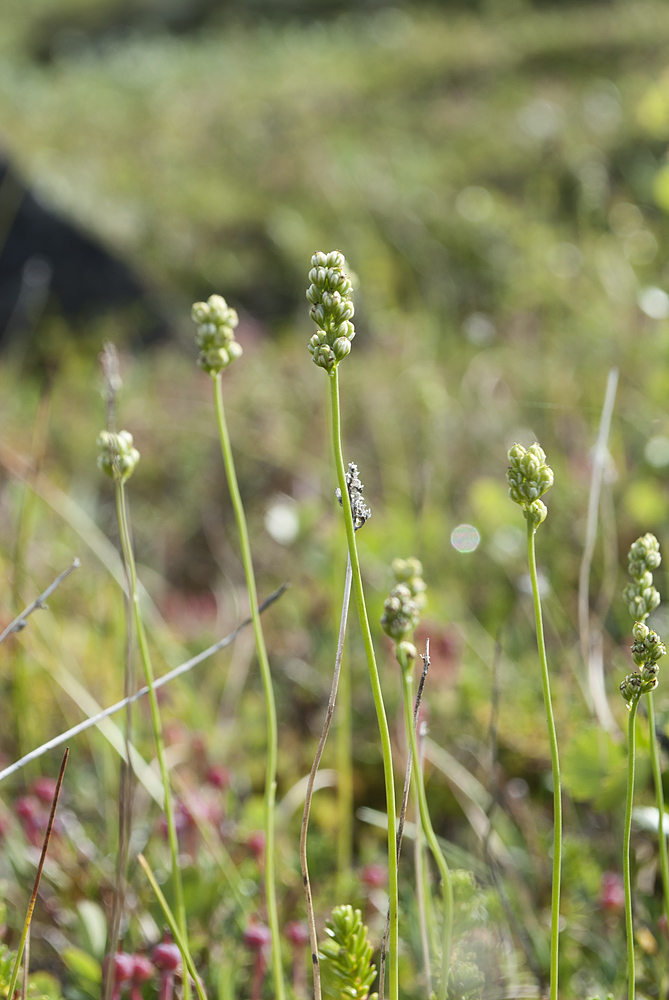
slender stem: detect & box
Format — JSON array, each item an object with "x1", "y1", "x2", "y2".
[
  {"x1": 115, "y1": 482, "x2": 190, "y2": 999},
  {"x1": 336, "y1": 614, "x2": 353, "y2": 898},
  {"x1": 400, "y1": 661, "x2": 452, "y2": 1000},
  {"x1": 624, "y1": 697, "x2": 640, "y2": 1000},
  {"x1": 379, "y1": 646, "x2": 432, "y2": 999},
  {"x1": 300, "y1": 554, "x2": 352, "y2": 1000},
  {"x1": 212, "y1": 374, "x2": 284, "y2": 1000},
  {"x1": 646, "y1": 692, "x2": 669, "y2": 932},
  {"x1": 526, "y1": 520, "x2": 562, "y2": 1000},
  {"x1": 104, "y1": 528, "x2": 135, "y2": 1000},
  {"x1": 414, "y1": 728, "x2": 433, "y2": 999},
  {"x1": 137, "y1": 855, "x2": 208, "y2": 1000},
  {"x1": 328, "y1": 369, "x2": 398, "y2": 1000}
]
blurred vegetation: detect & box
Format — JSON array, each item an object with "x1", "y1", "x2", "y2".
[{"x1": 2, "y1": 0, "x2": 669, "y2": 996}]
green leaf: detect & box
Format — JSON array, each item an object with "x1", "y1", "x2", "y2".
[
  {"x1": 62, "y1": 947, "x2": 102, "y2": 986},
  {"x1": 76, "y1": 900, "x2": 107, "y2": 961},
  {"x1": 562, "y1": 725, "x2": 625, "y2": 803}
]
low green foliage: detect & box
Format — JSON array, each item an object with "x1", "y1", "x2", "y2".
[{"x1": 319, "y1": 905, "x2": 378, "y2": 1000}]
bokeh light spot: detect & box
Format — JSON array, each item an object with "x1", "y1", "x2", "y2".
[{"x1": 450, "y1": 524, "x2": 480, "y2": 553}]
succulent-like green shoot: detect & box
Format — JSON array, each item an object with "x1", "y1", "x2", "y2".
[
  {"x1": 319, "y1": 905, "x2": 378, "y2": 1000},
  {"x1": 97, "y1": 429, "x2": 140, "y2": 483},
  {"x1": 306, "y1": 250, "x2": 356, "y2": 374},
  {"x1": 191, "y1": 294, "x2": 242, "y2": 374}
]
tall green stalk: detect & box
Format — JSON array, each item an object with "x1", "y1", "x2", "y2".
[
  {"x1": 304, "y1": 250, "x2": 398, "y2": 998},
  {"x1": 300, "y1": 555, "x2": 353, "y2": 1000},
  {"x1": 622, "y1": 534, "x2": 669, "y2": 938},
  {"x1": 526, "y1": 522, "x2": 562, "y2": 1000},
  {"x1": 506, "y1": 442, "x2": 560, "y2": 1000},
  {"x1": 646, "y1": 692, "x2": 669, "y2": 931},
  {"x1": 213, "y1": 373, "x2": 284, "y2": 1000},
  {"x1": 399, "y1": 647, "x2": 452, "y2": 1000},
  {"x1": 190, "y1": 294, "x2": 283, "y2": 1000},
  {"x1": 336, "y1": 634, "x2": 354, "y2": 896},
  {"x1": 329, "y1": 371, "x2": 399, "y2": 1000},
  {"x1": 623, "y1": 695, "x2": 640, "y2": 1000},
  {"x1": 98, "y1": 429, "x2": 190, "y2": 999},
  {"x1": 115, "y1": 480, "x2": 190, "y2": 998}
]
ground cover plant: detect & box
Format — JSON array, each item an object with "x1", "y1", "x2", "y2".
[
  {"x1": 2, "y1": 244, "x2": 669, "y2": 999},
  {"x1": 5, "y1": 2, "x2": 669, "y2": 997}
]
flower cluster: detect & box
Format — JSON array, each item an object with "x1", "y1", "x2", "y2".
[
  {"x1": 506, "y1": 442, "x2": 554, "y2": 528},
  {"x1": 97, "y1": 430, "x2": 140, "y2": 483},
  {"x1": 306, "y1": 251, "x2": 356, "y2": 374},
  {"x1": 191, "y1": 294, "x2": 243, "y2": 375},
  {"x1": 623, "y1": 532, "x2": 661, "y2": 620},
  {"x1": 381, "y1": 584, "x2": 420, "y2": 644},
  {"x1": 620, "y1": 534, "x2": 666, "y2": 708},
  {"x1": 391, "y1": 557, "x2": 427, "y2": 610},
  {"x1": 382, "y1": 557, "x2": 428, "y2": 670},
  {"x1": 335, "y1": 462, "x2": 371, "y2": 529}
]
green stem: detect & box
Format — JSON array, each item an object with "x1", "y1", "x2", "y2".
[
  {"x1": 400, "y1": 658, "x2": 452, "y2": 1000},
  {"x1": 115, "y1": 482, "x2": 190, "y2": 999},
  {"x1": 336, "y1": 627, "x2": 353, "y2": 898},
  {"x1": 526, "y1": 520, "x2": 561, "y2": 1000},
  {"x1": 624, "y1": 697, "x2": 640, "y2": 1000},
  {"x1": 329, "y1": 368, "x2": 399, "y2": 1000},
  {"x1": 646, "y1": 692, "x2": 669, "y2": 935},
  {"x1": 138, "y1": 854, "x2": 208, "y2": 1000},
  {"x1": 212, "y1": 374, "x2": 284, "y2": 1000},
  {"x1": 414, "y1": 772, "x2": 433, "y2": 1000}
]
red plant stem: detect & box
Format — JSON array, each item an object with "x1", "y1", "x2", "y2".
[{"x1": 250, "y1": 952, "x2": 267, "y2": 1000}]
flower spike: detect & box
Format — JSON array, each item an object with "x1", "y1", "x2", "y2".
[
  {"x1": 97, "y1": 430, "x2": 140, "y2": 483},
  {"x1": 306, "y1": 250, "x2": 356, "y2": 374},
  {"x1": 191, "y1": 294, "x2": 242, "y2": 375},
  {"x1": 507, "y1": 442, "x2": 553, "y2": 528}
]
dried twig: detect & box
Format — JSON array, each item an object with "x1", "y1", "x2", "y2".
[
  {"x1": 0, "y1": 584, "x2": 288, "y2": 784},
  {"x1": 0, "y1": 559, "x2": 80, "y2": 646},
  {"x1": 6, "y1": 749, "x2": 69, "y2": 998}
]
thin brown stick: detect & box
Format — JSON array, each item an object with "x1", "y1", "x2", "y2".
[
  {"x1": 0, "y1": 560, "x2": 80, "y2": 646},
  {"x1": 0, "y1": 584, "x2": 288, "y2": 785},
  {"x1": 6, "y1": 748, "x2": 69, "y2": 998}
]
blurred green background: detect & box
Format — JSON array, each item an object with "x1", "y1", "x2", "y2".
[{"x1": 3, "y1": 0, "x2": 669, "y2": 995}]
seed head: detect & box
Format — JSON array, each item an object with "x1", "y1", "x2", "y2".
[
  {"x1": 506, "y1": 442, "x2": 553, "y2": 528},
  {"x1": 620, "y1": 671, "x2": 644, "y2": 708},
  {"x1": 392, "y1": 557, "x2": 427, "y2": 609},
  {"x1": 306, "y1": 251, "x2": 356, "y2": 374},
  {"x1": 381, "y1": 583, "x2": 420, "y2": 643},
  {"x1": 624, "y1": 533, "x2": 662, "y2": 621},
  {"x1": 191, "y1": 294, "x2": 242, "y2": 375},
  {"x1": 97, "y1": 430, "x2": 140, "y2": 483},
  {"x1": 628, "y1": 533, "x2": 662, "y2": 579},
  {"x1": 630, "y1": 625, "x2": 666, "y2": 668}
]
